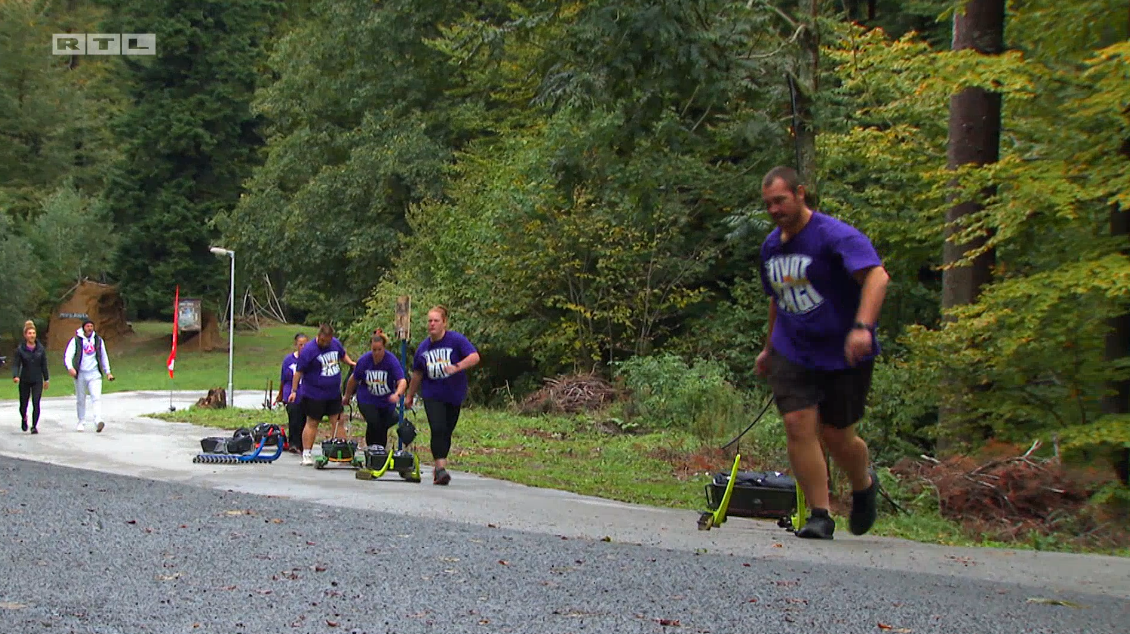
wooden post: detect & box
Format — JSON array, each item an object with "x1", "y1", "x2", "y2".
[{"x1": 395, "y1": 296, "x2": 411, "y2": 342}]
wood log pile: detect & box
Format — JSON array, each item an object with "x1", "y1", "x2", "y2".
[
  {"x1": 518, "y1": 373, "x2": 620, "y2": 414},
  {"x1": 195, "y1": 387, "x2": 228, "y2": 409},
  {"x1": 891, "y1": 440, "x2": 1102, "y2": 541}
]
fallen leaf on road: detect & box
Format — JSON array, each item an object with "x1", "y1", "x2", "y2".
[
  {"x1": 656, "y1": 618, "x2": 681, "y2": 627},
  {"x1": 601, "y1": 536, "x2": 611, "y2": 542},
  {"x1": 498, "y1": 560, "x2": 509, "y2": 566},
  {"x1": 306, "y1": 541, "x2": 316, "y2": 546},
  {"x1": 126, "y1": 520, "x2": 137, "y2": 524},
  {"x1": 773, "y1": 543, "x2": 783, "y2": 548},
  {"x1": 326, "y1": 620, "x2": 339, "y2": 627},
  {"x1": 314, "y1": 565, "x2": 327, "y2": 572},
  {"x1": 0, "y1": 602, "x2": 27, "y2": 610},
  {"x1": 748, "y1": 598, "x2": 758, "y2": 604},
  {"x1": 192, "y1": 624, "x2": 200, "y2": 629},
  {"x1": 479, "y1": 619, "x2": 490, "y2": 625},
  {"x1": 487, "y1": 523, "x2": 498, "y2": 528},
  {"x1": 1026, "y1": 597, "x2": 1085, "y2": 608},
  {"x1": 878, "y1": 624, "x2": 892, "y2": 630},
  {"x1": 742, "y1": 563, "x2": 751, "y2": 567},
  {"x1": 440, "y1": 557, "x2": 460, "y2": 563},
  {"x1": 270, "y1": 518, "x2": 284, "y2": 524},
  {"x1": 156, "y1": 573, "x2": 181, "y2": 581}
]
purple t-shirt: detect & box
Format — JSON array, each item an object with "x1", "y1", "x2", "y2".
[
  {"x1": 760, "y1": 212, "x2": 883, "y2": 370},
  {"x1": 279, "y1": 352, "x2": 300, "y2": 402},
  {"x1": 412, "y1": 331, "x2": 478, "y2": 405},
  {"x1": 295, "y1": 337, "x2": 348, "y2": 401},
  {"x1": 353, "y1": 350, "x2": 405, "y2": 409}
]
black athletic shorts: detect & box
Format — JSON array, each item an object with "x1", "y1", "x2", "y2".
[
  {"x1": 766, "y1": 349, "x2": 874, "y2": 429},
  {"x1": 302, "y1": 396, "x2": 343, "y2": 421}
]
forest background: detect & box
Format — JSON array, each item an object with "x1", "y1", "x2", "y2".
[{"x1": 2, "y1": 0, "x2": 1128, "y2": 550}]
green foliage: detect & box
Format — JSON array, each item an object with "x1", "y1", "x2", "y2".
[
  {"x1": 858, "y1": 358, "x2": 938, "y2": 464},
  {"x1": 818, "y1": 2, "x2": 1130, "y2": 455},
  {"x1": 216, "y1": 0, "x2": 460, "y2": 322},
  {"x1": 28, "y1": 182, "x2": 117, "y2": 305},
  {"x1": 99, "y1": 0, "x2": 284, "y2": 316},
  {"x1": 1059, "y1": 414, "x2": 1130, "y2": 467},
  {"x1": 0, "y1": 214, "x2": 36, "y2": 335},
  {"x1": 613, "y1": 352, "x2": 748, "y2": 440}
]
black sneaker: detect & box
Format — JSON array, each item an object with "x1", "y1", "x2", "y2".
[
  {"x1": 30, "y1": 427, "x2": 38, "y2": 434},
  {"x1": 21, "y1": 418, "x2": 28, "y2": 432},
  {"x1": 850, "y1": 468, "x2": 879, "y2": 536},
  {"x1": 434, "y1": 468, "x2": 451, "y2": 486},
  {"x1": 795, "y1": 510, "x2": 835, "y2": 539}
]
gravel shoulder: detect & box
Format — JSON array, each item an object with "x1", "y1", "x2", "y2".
[{"x1": 1, "y1": 455, "x2": 1126, "y2": 634}]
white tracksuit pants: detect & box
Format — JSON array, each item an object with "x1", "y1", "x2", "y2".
[{"x1": 75, "y1": 371, "x2": 103, "y2": 425}]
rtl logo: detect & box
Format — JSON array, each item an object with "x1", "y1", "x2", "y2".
[{"x1": 52, "y1": 34, "x2": 156, "y2": 56}]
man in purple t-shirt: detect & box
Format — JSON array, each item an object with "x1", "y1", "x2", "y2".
[
  {"x1": 289, "y1": 323, "x2": 353, "y2": 466},
  {"x1": 754, "y1": 166, "x2": 891, "y2": 540}
]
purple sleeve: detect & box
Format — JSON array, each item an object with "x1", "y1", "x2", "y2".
[
  {"x1": 413, "y1": 346, "x2": 426, "y2": 373},
  {"x1": 758, "y1": 243, "x2": 775, "y2": 298},
  {"x1": 455, "y1": 332, "x2": 477, "y2": 359},
  {"x1": 832, "y1": 226, "x2": 882, "y2": 275},
  {"x1": 295, "y1": 343, "x2": 315, "y2": 374},
  {"x1": 389, "y1": 355, "x2": 405, "y2": 383},
  {"x1": 353, "y1": 353, "x2": 371, "y2": 378},
  {"x1": 280, "y1": 356, "x2": 290, "y2": 384}
]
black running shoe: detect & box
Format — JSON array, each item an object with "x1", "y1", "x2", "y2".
[
  {"x1": 434, "y1": 468, "x2": 451, "y2": 486},
  {"x1": 30, "y1": 427, "x2": 38, "y2": 435},
  {"x1": 796, "y1": 510, "x2": 835, "y2": 539},
  {"x1": 850, "y1": 468, "x2": 879, "y2": 536},
  {"x1": 21, "y1": 418, "x2": 28, "y2": 432}
]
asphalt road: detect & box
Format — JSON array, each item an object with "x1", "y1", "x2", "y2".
[{"x1": 1, "y1": 455, "x2": 1126, "y2": 634}]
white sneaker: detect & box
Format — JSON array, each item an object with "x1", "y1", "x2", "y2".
[
  {"x1": 301, "y1": 454, "x2": 314, "y2": 466},
  {"x1": 76, "y1": 422, "x2": 85, "y2": 432}
]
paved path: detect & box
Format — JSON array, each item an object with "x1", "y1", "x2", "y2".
[{"x1": 0, "y1": 391, "x2": 1127, "y2": 633}]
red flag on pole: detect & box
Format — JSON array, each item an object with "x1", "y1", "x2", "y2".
[{"x1": 168, "y1": 286, "x2": 179, "y2": 379}]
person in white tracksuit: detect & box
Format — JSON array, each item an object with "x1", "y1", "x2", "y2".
[{"x1": 63, "y1": 319, "x2": 115, "y2": 432}]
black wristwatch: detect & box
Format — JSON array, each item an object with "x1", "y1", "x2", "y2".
[{"x1": 853, "y1": 321, "x2": 874, "y2": 331}]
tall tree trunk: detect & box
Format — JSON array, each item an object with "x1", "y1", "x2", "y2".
[
  {"x1": 1103, "y1": 0, "x2": 1130, "y2": 480},
  {"x1": 936, "y1": 0, "x2": 1005, "y2": 451},
  {"x1": 793, "y1": 0, "x2": 819, "y2": 194},
  {"x1": 1104, "y1": 199, "x2": 1130, "y2": 485}
]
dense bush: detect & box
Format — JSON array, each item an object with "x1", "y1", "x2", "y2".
[{"x1": 613, "y1": 353, "x2": 751, "y2": 441}]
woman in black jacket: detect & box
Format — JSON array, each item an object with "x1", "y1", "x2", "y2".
[{"x1": 13, "y1": 320, "x2": 49, "y2": 433}]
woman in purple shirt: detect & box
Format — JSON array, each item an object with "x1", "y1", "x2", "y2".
[
  {"x1": 289, "y1": 323, "x2": 353, "y2": 466},
  {"x1": 405, "y1": 305, "x2": 480, "y2": 485},
  {"x1": 275, "y1": 332, "x2": 309, "y2": 453},
  {"x1": 342, "y1": 329, "x2": 407, "y2": 449}
]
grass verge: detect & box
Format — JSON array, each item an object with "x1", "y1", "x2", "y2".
[
  {"x1": 148, "y1": 403, "x2": 1129, "y2": 556},
  {"x1": 2, "y1": 321, "x2": 304, "y2": 400}
]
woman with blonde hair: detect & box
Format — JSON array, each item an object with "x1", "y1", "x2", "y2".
[
  {"x1": 12, "y1": 320, "x2": 49, "y2": 433},
  {"x1": 404, "y1": 305, "x2": 480, "y2": 485}
]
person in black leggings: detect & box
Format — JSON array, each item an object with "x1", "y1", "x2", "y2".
[
  {"x1": 404, "y1": 305, "x2": 480, "y2": 485},
  {"x1": 275, "y1": 333, "x2": 309, "y2": 453},
  {"x1": 342, "y1": 330, "x2": 407, "y2": 449},
  {"x1": 12, "y1": 320, "x2": 50, "y2": 434}
]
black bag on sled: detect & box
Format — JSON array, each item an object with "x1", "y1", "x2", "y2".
[
  {"x1": 199, "y1": 428, "x2": 255, "y2": 455},
  {"x1": 705, "y1": 470, "x2": 798, "y2": 519}
]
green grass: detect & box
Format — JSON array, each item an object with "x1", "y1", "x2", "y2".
[
  {"x1": 2, "y1": 321, "x2": 300, "y2": 400},
  {"x1": 150, "y1": 403, "x2": 1130, "y2": 556}
]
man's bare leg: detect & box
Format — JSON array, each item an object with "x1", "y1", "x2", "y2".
[{"x1": 783, "y1": 406, "x2": 831, "y2": 511}]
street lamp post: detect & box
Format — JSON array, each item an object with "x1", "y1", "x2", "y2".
[{"x1": 209, "y1": 246, "x2": 235, "y2": 407}]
